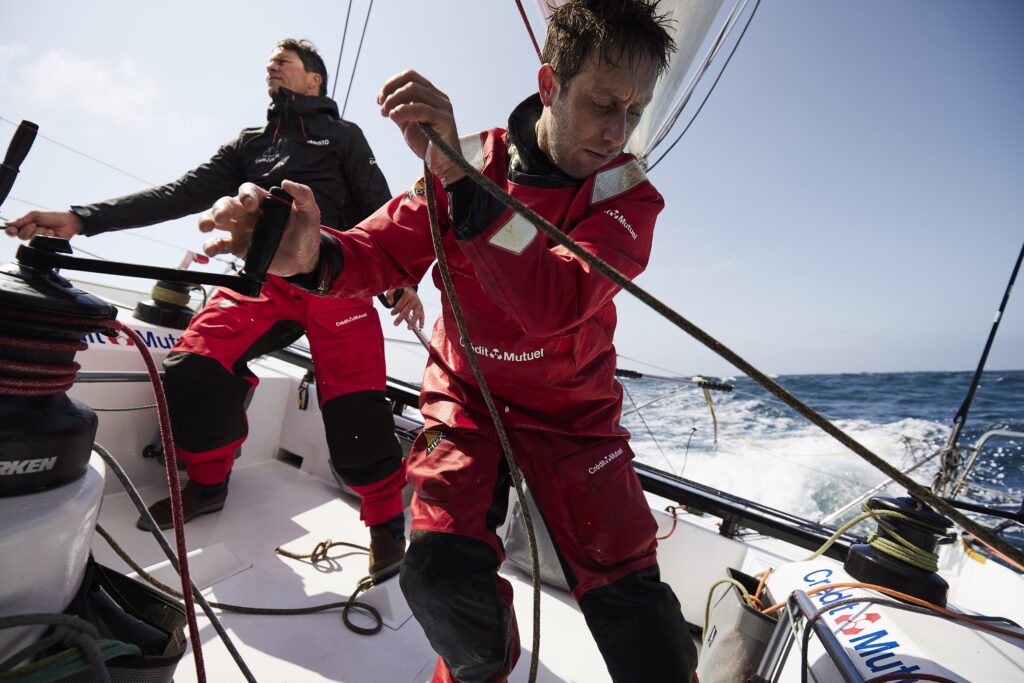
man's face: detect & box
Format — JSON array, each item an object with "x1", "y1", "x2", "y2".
[
  {"x1": 266, "y1": 48, "x2": 318, "y2": 96},
  {"x1": 538, "y1": 51, "x2": 658, "y2": 179}
]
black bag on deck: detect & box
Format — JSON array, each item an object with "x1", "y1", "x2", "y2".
[{"x1": 1, "y1": 556, "x2": 187, "y2": 682}]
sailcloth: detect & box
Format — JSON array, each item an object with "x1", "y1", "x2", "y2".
[{"x1": 533, "y1": 0, "x2": 734, "y2": 164}]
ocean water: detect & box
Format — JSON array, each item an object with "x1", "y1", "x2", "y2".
[{"x1": 619, "y1": 369, "x2": 1024, "y2": 549}]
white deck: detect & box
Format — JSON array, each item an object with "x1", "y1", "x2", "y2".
[
  {"x1": 55, "y1": 311, "x2": 1024, "y2": 682},
  {"x1": 91, "y1": 458, "x2": 618, "y2": 683}
]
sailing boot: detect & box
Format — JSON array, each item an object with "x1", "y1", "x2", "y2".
[
  {"x1": 368, "y1": 512, "x2": 406, "y2": 582},
  {"x1": 136, "y1": 478, "x2": 228, "y2": 530}
]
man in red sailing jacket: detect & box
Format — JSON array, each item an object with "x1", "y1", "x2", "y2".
[
  {"x1": 5, "y1": 39, "x2": 419, "y2": 580},
  {"x1": 197, "y1": 2, "x2": 698, "y2": 680}
]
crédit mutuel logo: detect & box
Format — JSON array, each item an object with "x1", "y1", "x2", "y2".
[
  {"x1": 334, "y1": 312, "x2": 368, "y2": 327},
  {"x1": 461, "y1": 339, "x2": 544, "y2": 363},
  {"x1": 801, "y1": 568, "x2": 922, "y2": 678},
  {"x1": 254, "y1": 149, "x2": 280, "y2": 165},
  {"x1": 603, "y1": 208, "x2": 637, "y2": 240},
  {"x1": 588, "y1": 447, "x2": 624, "y2": 475}
]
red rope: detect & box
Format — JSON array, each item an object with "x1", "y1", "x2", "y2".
[
  {"x1": 0, "y1": 374, "x2": 78, "y2": 395},
  {"x1": 515, "y1": 0, "x2": 543, "y2": 62},
  {"x1": 0, "y1": 307, "x2": 207, "y2": 681},
  {"x1": 114, "y1": 320, "x2": 206, "y2": 683},
  {"x1": 0, "y1": 329, "x2": 84, "y2": 395},
  {"x1": 3, "y1": 307, "x2": 112, "y2": 329},
  {"x1": 0, "y1": 357, "x2": 81, "y2": 376},
  {"x1": 0, "y1": 334, "x2": 86, "y2": 352},
  {"x1": 1, "y1": 309, "x2": 208, "y2": 679}
]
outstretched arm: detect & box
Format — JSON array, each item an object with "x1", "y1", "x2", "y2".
[
  {"x1": 4, "y1": 211, "x2": 83, "y2": 240},
  {"x1": 6, "y1": 142, "x2": 245, "y2": 240}
]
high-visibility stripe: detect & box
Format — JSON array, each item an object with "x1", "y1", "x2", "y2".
[
  {"x1": 591, "y1": 159, "x2": 647, "y2": 205},
  {"x1": 488, "y1": 212, "x2": 537, "y2": 255},
  {"x1": 460, "y1": 132, "x2": 485, "y2": 171}
]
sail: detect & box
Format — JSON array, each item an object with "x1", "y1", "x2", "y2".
[{"x1": 534, "y1": 0, "x2": 734, "y2": 164}]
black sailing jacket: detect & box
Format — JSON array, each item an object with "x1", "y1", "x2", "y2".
[{"x1": 72, "y1": 87, "x2": 392, "y2": 234}]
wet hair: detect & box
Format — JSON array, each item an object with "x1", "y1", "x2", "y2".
[
  {"x1": 541, "y1": 0, "x2": 675, "y2": 87},
  {"x1": 275, "y1": 38, "x2": 329, "y2": 97}
]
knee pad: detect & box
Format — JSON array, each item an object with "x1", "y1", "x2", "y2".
[
  {"x1": 162, "y1": 352, "x2": 253, "y2": 452},
  {"x1": 321, "y1": 390, "x2": 402, "y2": 486},
  {"x1": 401, "y1": 531, "x2": 514, "y2": 682}
]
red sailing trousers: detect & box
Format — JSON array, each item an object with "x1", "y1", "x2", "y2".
[{"x1": 164, "y1": 274, "x2": 405, "y2": 526}]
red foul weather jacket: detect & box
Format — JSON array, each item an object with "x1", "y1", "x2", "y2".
[{"x1": 321, "y1": 96, "x2": 662, "y2": 438}]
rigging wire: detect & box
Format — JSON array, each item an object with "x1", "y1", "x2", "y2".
[
  {"x1": 646, "y1": 0, "x2": 762, "y2": 172},
  {"x1": 341, "y1": 0, "x2": 374, "y2": 119},
  {"x1": 643, "y1": 0, "x2": 750, "y2": 157},
  {"x1": 934, "y1": 240, "x2": 1024, "y2": 496},
  {"x1": 330, "y1": 0, "x2": 355, "y2": 101},
  {"x1": 616, "y1": 352, "x2": 690, "y2": 377},
  {"x1": 0, "y1": 131, "x2": 239, "y2": 269},
  {"x1": 621, "y1": 381, "x2": 678, "y2": 476},
  {"x1": 0, "y1": 115, "x2": 154, "y2": 187},
  {"x1": 415, "y1": 121, "x2": 1024, "y2": 569},
  {"x1": 4, "y1": 195, "x2": 49, "y2": 210}
]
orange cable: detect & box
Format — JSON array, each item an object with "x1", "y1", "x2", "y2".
[
  {"x1": 761, "y1": 581, "x2": 1024, "y2": 642},
  {"x1": 963, "y1": 533, "x2": 1024, "y2": 572},
  {"x1": 753, "y1": 568, "x2": 773, "y2": 607}
]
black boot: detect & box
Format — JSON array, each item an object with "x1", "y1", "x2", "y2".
[
  {"x1": 368, "y1": 513, "x2": 406, "y2": 581},
  {"x1": 137, "y1": 478, "x2": 228, "y2": 530}
]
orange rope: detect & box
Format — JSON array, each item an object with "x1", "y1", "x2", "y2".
[
  {"x1": 753, "y1": 568, "x2": 773, "y2": 608},
  {"x1": 657, "y1": 505, "x2": 686, "y2": 540},
  {"x1": 761, "y1": 581, "x2": 1024, "y2": 642},
  {"x1": 963, "y1": 533, "x2": 1024, "y2": 572}
]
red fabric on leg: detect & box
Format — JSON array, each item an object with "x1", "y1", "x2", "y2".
[
  {"x1": 178, "y1": 439, "x2": 244, "y2": 485},
  {"x1": 347, "y1": 460, "x2": 407, "y2": 526},
  {"x1": 430, "y1": 655, "x2": 511, "y2": 683}
]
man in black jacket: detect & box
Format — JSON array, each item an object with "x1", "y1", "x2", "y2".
[{"x1": 5, "y1": 38, "x2": 418, "y2": 580}]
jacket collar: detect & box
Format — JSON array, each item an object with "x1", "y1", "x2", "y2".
[
  {"x1": 267, "y1": 87, "x2": 341, "y2": 122},
  {"x1": 506, "y1": 94, "x2": 581, "y2": 188}
]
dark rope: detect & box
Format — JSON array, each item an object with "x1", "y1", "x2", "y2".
[
  {"x1": 0, "y1": 614, "x2": 108, "y2": 682},
  {"x1": 91, "y1": 444, "x2": 257, "y2": 682},
  {"x1": 94, "y1": 525, "x2": 384, "y2": 636},
  {"x1": 415, "y1": 122, "x2": 1024, "y2": 570},
  {"x1": 421, "y1": 162, "x2": 542, "y2": 683}
]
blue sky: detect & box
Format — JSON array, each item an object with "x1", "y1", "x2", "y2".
[{"x1": 1, "y1": 0, "x2": 1021, "y2": 377}]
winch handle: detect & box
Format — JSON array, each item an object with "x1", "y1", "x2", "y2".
[
  {"x1": 0, "y1": 120, "x2": 39, "y2": 209},
  {"x1": 239, "y1": 186, "x2": 293, "y2": 288}
]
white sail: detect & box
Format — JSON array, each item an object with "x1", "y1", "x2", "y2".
[{"x1": 535, "y1": 0, "x2": 735, "y2": 163}]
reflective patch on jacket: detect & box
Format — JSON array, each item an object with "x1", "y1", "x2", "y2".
[
  {"x1": 488, "y1": 212, "x2": 536, "y2": 255},
  {"x1": 590, "y1": 159, "x2": 647, "y2": 205},
  {"x1": 459, "y1": 132, "x2": 486, "y2": 172}
]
